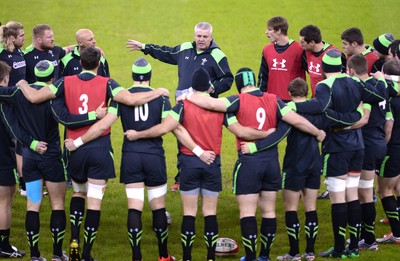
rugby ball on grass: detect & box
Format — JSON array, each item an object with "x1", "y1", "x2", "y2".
[{"x1": 215, "y1": 237, "x2": 239, "y2": 256}]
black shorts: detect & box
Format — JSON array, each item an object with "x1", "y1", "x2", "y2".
[
  {"x1": 179, "y1": 154, "x2": 222, "y2": 192},
  {"x1": 22, "y1": 157, "x2": 66, "y2": 182},
  {"x1": 282, "y1": 167, "x2": 321, "y2": 191},
  {"x1": 377, "y1": 145, "x2": 400, "y2": 178},
  {"x1": 0, "y1": 168, "x2": 18, "y2": 186},
  {"x1": 233, "y1": 156, "x2": 281, "y2": 195},
  {"x1": 362, "y1": 145, "x2": 386, "y2": 171},
  {"x1": 322, "y1": 149, "x2": 364, "y2": 177},
  {"x1": 69, "y1": 147, "x2": 116, "y2": 182},
  {"x1": 120, "y1": 152, "x2": 167, "y2": 187}
]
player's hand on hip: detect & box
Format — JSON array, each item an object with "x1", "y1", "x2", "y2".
[
  {"x1": 200, "y1": 150, "x2": 216, "y2": 165},
  {"x1": 95, "y1": 101, "x2": 107, "y2": 119},
  {"x1": 240, "y1": 142, "x2": 250, "y2": 154},
  {"x1": 316, "y1": 130, "x2": 326, "y2": 142},
  {"x1": 35, "y1": 141, "x2": 48, "y2": 154},
  {"x1": 64, "y1": 138, "x2": 77, "y2": 152}
]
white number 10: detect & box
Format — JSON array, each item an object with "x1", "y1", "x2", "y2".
[
  {"x1": 256, "y1": 107, "x2": 266, "y2": 129},
  {"x1": 134, "y1": 103, "x2": 149, "y2": 121}
]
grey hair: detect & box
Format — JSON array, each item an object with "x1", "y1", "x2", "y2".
[{"x1": 194, "y1": 22, "x2": 213, "y2": 34}]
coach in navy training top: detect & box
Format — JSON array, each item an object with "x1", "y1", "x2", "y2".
[{"x1": 127, "y1": 22, "x2": 233, "y2": 98}]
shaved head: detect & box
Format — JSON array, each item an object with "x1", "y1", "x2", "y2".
[{"x1": 75, "y1": 29, "x2": 96, "y2": 49}]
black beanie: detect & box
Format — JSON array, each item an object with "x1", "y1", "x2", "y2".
[
  {"x1": 192, "y1": 68, "x2": 211, "y2": 92},
  {"x1": 132, "y1": 57, "x2": 152, "y2": 81},
  {"x1": 34, "y1": 60, "x2": 55, "y2": 82},
  {"x1": 235, "y1": 67, "x2": 255, "y2": 93},
  {"x1": 322, "y1": 49, "x2": 342, "y2": 73},
  {"x1": 373, "y1": 33, "x2": 394, "y2": 55}
]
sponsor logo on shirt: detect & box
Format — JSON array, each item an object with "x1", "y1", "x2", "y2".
[
  {"x1": 13, "y1": 60, "x2": 26, "y2": 69},
  {"x1": 271, "y1": 58, "x2": 287, "y2": 71},
  {"x1": 309, "y1": 62, "x2": 321, "y2": 75}
]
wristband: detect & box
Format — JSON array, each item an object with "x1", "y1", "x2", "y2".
[
  {"x1": 391, "y1": 75, "x2": 399, "y2": 82},
  {"x1": 192, "y1": 145, "x2": 204, "y2": 157},
  {"x1": 73, "y1": 137, "x2": 84, "y2": 148},
  {"x1": 187, "y1": 93, "x2": 193, "y2": 101}
]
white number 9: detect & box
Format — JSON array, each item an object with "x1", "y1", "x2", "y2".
[{"x1": 256, "y1": 107, "x2": 266, "y2": 129}]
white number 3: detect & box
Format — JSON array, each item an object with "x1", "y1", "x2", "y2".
[
  {"x1": 256, "y1": 107, "x2": 266, "y2": 129},
  {"x1": 79, "y1": 94, "x2": 89, "y2": 114}
]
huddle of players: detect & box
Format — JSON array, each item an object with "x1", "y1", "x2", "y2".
[{"x1": 1, "y1": 17, "x2": 400, "y2": 261}]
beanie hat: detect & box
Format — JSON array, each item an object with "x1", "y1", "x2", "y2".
[
  {"x1": 191, "y1": 68, "x2": 211, "y2": 92},
  {"x1": 373, "y1": 33, "x2": 394, "y2": 55},
  {"x1": 322, "y1": 49, "x2": 342, "y2": 73},
  {"x1": 34, "y1": 60, "x2": 55, "y2": 82},
  {"x1": 132, "y1": 57, "x2": 152, "y2": 81},
  {"x1": 235, "y1": 67, "x2": 255, "y2": 93}
]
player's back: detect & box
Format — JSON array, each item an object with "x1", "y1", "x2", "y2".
[
  {"x1": 119, "y1": 85, "x2": 171, "y2": 154},
  {"x1": 181, "y1": 100, "x2": 224, "y2": 155},
  {"x1": 64, "y1": 74, "x2": 110, "y2": 142}
]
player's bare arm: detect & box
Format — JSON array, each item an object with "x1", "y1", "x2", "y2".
[
  {"x1": 17, "y1": 79, "x2": 56, "y2": 103},
  {"x1": 113, "y1": 88, "x2": 169, "y2": 106},
  {"x1": 283, "y1": 110, "x2": 326, "y2": 142},
  {"x1": 228, "y1": 122, "x2": 275, "y2": 140},
  {"x1": 179, "y1": 93, "x2": 227, "y2": 112},
  {"x1": 65, "y1": 112, "x2": 119, "y2": 152},
  {"x1": 173, "y1": 124, "x2": 216, "y2": 165},
  {"x1": 125, "y1": 114, "x2": 179, "y2": 141}
]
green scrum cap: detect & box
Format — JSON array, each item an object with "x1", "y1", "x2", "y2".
[
  {"x1": 34, "y1": 60, "x2": 55, "y2": 81},
  {"x1": 235, "y1": 68, "x2": 255, "y2": 93},
  {"x1": 373, "y1": 33, "x2": 394, "y2": 55},
  {"x1": 132, "y1": 57, "x2": 152, "y2": 81},
  {"x1": 322, "y1": 49, "x2": 342, "y2": 73}
]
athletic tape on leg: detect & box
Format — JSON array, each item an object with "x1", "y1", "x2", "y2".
[
  {"x1": 358, "y1": 178, "x2": 374, "y2": 188},
  {"x1": 126, "y1": 187, "x2": 144, "y2": 201},
  {"x1": 346, "y1": 175, "x2": 360, "y2": 188},
  {"x1": 325, "y1": 177, "x2": 346, "y2": 192},
  {"x1": 147, "y1": 184, "x2": 167, "y2": 202},
  {"x1": 26, "y1": 179, "x2": 42, "y2": 203},
  {"x1": 87, "y1": 183, "x2": 106, "y2": 200}
]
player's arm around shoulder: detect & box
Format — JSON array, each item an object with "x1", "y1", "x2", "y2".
[
  {"x1": 282, "y1": 104, "x2": 325, "y2": 142},
  {"x1": 16, "y1": 79, "x2": 56, "y2": 103},
  {"x1": 65, "y1": 104, "x2": 119, "y2": 152},
  {"x1": 113, "y1": 87, "x2": 169, "y2": 106}
]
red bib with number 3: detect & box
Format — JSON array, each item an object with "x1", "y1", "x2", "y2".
[{"x1": 64, "y1": 75, "x2": 110, "y2": 139}]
